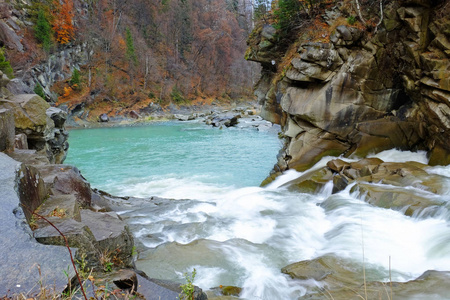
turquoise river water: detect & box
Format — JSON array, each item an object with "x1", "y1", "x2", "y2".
[{"x1": 66, "y1": 121, "x2": 450, "y2": 299}]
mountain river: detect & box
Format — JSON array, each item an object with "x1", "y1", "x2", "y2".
[{"x1": 66, "y1": 121, "x2": 450, "y2": 299}]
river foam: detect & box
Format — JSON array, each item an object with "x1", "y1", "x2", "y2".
[{"x1": 67, "y1": 124, "x2": 450, "y2": 299}]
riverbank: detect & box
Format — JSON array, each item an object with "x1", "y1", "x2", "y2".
[
  {"x1": 59, "y1": 95, "x2": 261, "y2": 129},
  {"x1": 0, "y1": 79, "x2": 208, "y2": 298},
  {"x1": 62, "y1": 101, "x2": 278, "y2": 134}
]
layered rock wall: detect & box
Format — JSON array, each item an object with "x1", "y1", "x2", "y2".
[{"x1": 248, "y1": 0, "x2": 450, "y2": 176}]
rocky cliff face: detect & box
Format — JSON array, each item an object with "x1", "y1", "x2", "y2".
[
  {"x1": 0, "y1": 0, "x2": 91, "y2": 102},
  {"x1": 0, "y1": 72, "x2": 69, "y2": 163},
  {"x1": 248, "y1": 0, "x2": 450, "y2": 179}
]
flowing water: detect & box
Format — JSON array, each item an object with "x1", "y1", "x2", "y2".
[{"x1": 66, "y1": 121, "x2": 450, "y2": 299}]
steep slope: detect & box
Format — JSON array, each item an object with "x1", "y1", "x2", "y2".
[{"x1": 1, "y1": 0, "x2": 259, "y2": 122}]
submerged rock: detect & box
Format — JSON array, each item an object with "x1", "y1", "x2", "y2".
[
  {"x1": 351, "y1": 183, "x2": 444, "y2": 217},
  {"x1": 281, "y1": 167, "x2": 333, "y2": 193},
  {"x1": 282, "y1": 255, "x2": 450, "y2": 300}
]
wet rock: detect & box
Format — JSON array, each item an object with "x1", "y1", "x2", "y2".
[
  {"x1": 16, "y1": 164, "x2": 48, "y2": 222},
  {"x1": 282, "y1": 167, "x2": 333, "y2": 193},
  {"x1": 46, "y1": 107, "x2": 67, "y2": 128},
  {"x1": 7, "y1": 149, "x2": 50, "y2": 165},
  {"x1": 322, "y1": 158, "x2": 450, "y2": 216},
  {"x1": 0, "y1": 108, "x2": 15, "y2": 152},
  {"x1": 351, "y1": 183, "x2": 444, "y2": 217},
  {"x1": 14, "y1": 133, "x2": 28, "y2": 149},
  {"x1": 223, "y1": 115, "x2": 240, "y2": 127},
  {"x1": 297, "y1": 269, "x2": 450, "y2": 300},
  {"x1": 283, "y1": 254, "x2": 450, "y2": 300},
  {"x1": 221, "y1": 286, "x2": 242, "y2": 296},
  {"x1": 34, "y1": 164, "x2": 92, "y2": 207},
  {"x1": 282, "y1": 255, "x2": 362, "y2": 286},
  {"x1": 99, "y1": 113, "x2": 109, "y2": 122},
  {"x1": 326, "y1": 159, "x2": 350, "y2": 173}
]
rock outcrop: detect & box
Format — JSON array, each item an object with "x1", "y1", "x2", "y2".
[
  {"x1": 282, "y1": 255, "x2": 450, "y2": 299},
  {"x1": 0, "y1": 75, "x2": 69, "y2": 163},
  {"x1": 248, "y1": 0, "x2": 450, "y2": 175},
  {"x1": 281, "y1": 157, "x2": 450, "y2": 218}
]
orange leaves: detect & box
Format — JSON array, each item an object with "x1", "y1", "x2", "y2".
[
  {"x1": 52, "y1": 0, "x2": 75, "y2": 44},
  {"x1": 309, "y1": 18, "x2": 330, "y2": 42},
  {"x1": 63, "y1": 86, "x2": 72, "y2": 97}
]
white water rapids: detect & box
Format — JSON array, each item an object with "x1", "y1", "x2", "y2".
[
  {"x1": 66, "y1": 124, "x2": 450, "y2": 299},
  {"x1": 114, "y1": 149, "x2": 450, "y2": 299}
]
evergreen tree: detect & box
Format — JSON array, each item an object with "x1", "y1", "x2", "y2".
[
  {"x1": 34, "y1": 83, "x2": 46, "y2": 99},
  {"x1": 0, "y1": 48, "x2": 14, "y2": 78},
  {"x1": 70, "y1": 68, "x2": 81, "y2": 90},
  {"x1": 35, "y1": 9, "x2": 52, "y2": 51},
  {"x1": 177, "y1": 0, "x2": 192, "y2": 59},
  {"x1": 274, "y1": 0, "x2": 302, "y2": 33},
  {"x1": 125, "y1": 28, "x2": 138, "y2": 65}
]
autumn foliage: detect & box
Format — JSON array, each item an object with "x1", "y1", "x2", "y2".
[{"x1": 52, "y1": 0, "x2": 75, "y2": 44}]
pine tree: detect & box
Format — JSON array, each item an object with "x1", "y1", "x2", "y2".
[
  {"x1": 34, "y1": 83, "x2": 46, "y2": 99},
  {"x1": 273, "y1": 0, "x2": 302, "y2": 33},
  {"x1": 125, "y1": 28, "x2": 138, "y2": 65},
  {"x1": 35, "y1": 9, "x2": 52, "y2": 51},
  {"x1": 0, "y1": 48, "x2": 14, "y2": 78},
  {"x1": 70, "y1": 68, "x2": 81, "y2": 90}
]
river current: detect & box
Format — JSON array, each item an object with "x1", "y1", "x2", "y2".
[{"x1": 66, "y1": 121, "x2": 450, "y2": 299}]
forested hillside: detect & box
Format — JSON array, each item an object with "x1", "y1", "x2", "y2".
[{"x1": 2, "y1": 0, "x2": 261, "y2": 119}]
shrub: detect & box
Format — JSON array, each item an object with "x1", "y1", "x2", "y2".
[
  {"x1": 347, "y1": 15, "x2": 357, "y2": 25},
  {"x1": 34, "y1": 83, "x2": 46, "y2": 99},
  {"x1": 0, "y1": 48, "x2": 14, "y2": 78},
  {"x1": 170, "y1": 86, "x2": 185, "y2": 104},
  {"x1": 273, "y1": 0, "x2": 302, "y2": 33},
  {"x1": 70, "y1": 68, "x2": 81, "y2": 90}
]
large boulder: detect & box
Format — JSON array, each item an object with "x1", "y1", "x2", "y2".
[
  {"x1": 0, "y1": 20, "x2": 23, "y2": 52},
  {"x1": 2, "y1": 94, "x2": 69, "y2": 163},
  {"x1": 34, "y1": 164, "x2": 92, "y2": 208},
  {"x1": 0, "y1": 153, "x2": 76, "y2": 296},
  {"x1": 16, "y1": 163, "x2": 48, "y2": 222},
  {"x1": 7, "y1": 94, "x2": 50, "y2": 134},
  {"x1": 282, "y1": 255, "x2": 450, "y2": 299}
]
